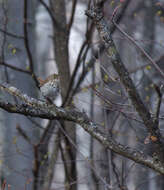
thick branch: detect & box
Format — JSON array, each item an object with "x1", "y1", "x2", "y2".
[
  {"x1": 85, "y1": 4, "x2": 164, "y2": 161},
  {"x1": 0, "y1": 83, "x2": 164, "y2": 174}
]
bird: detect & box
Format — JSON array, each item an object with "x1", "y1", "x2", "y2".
[{"x1": 37, "y1": 74, "x2": 60, "y2": 103}]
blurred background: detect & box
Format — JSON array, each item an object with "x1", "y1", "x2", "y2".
[{"x1": 1, "y1": 0, "x2": 164, "y2": 189}]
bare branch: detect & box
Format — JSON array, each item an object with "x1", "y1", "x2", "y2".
[
  {"x1": 67, "y1": 0, "x2": 131, "y2": 104},
  {"x1": 0, "y1": 28, "x2": 24, "y2": 39},
  {"x1": 23, "y1": 0, "x2": 39, "y2": 88},
  {"x1": 0, "y1": 61, "x2": 31, "y2": 74},
  {"x1": 154, "y1": 84, "x2": 163, "y2": 125},
  {"x1": 67, "y1": 0, "x2": 77, "y2": 33},
  {"x1": 0, "y1": 83, "x2": 164, "y2": 174},
  {"x1": 85, "y1": 4, "x2": 164, "y2": 161},
  {"x1": 38, "y1": 0, "x2": 58, "y2": 27},
  {"x1": 16, "y1": 124, "x2": 33, "y2": 145},
  {"x1": 112, "y1": 19, "x2": 164, "y2": 79}
]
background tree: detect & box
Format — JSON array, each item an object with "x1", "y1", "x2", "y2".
[{"x1": 1, "y1": 0, "x2": 164, "y2": 190}]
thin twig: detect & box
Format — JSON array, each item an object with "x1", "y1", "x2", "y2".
[
  {"x1": 59, "y1": 122, "x2": 112, "y2": 190},
  {"x1": 0, "y1": 28, "x2": 24, "y2": 39},
  {"x1": 1, "y1": 2, "x2": 9, "y2": 82},
  {"x1": 16, "y1": 124, "x2": 33, "y2": 145},
  {"x1": 112, "y1": 17, "x2": 164, "y2": 79},
  {"x1": 63, "y1": 22, "x2": 94, "y2": 106},
  {"x1": 38, "y1": 0, "x2": 58, "y2": 27},
  {"x1": 154, "y1": 84, "x2": 162, "y2": 125},
  {"x1": 62, "y1": 41, "x2": 88, "y2": 106},
  {"x1": 86, "y1": 2, "x2": 164, "y2": 161},
  {"x1": 67, "y1": 0, "x2": 77, "y2": 33},
  {"x1": 0, "y1": 61, "x2": 31, "y2": 74},
  {"x1": 23, "y1": 0, "x2": 39, "y2": 87},
  {"x1": 68, "y1": 0, "x2": 131, "y2": 103}
]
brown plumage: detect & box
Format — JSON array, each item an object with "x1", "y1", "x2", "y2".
[
  {"x1": 38, "y1": 74, "x2": 59, "y2": 87},
  {"x1": 38, "y1": 74, "x2": 60, "y2": 102}
]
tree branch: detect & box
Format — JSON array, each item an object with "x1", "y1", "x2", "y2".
[
  {"x1": 23, "y1": 0, "x2": 39, "y2": 88},
  {"x1": 85, "y1": 3, "x2": 164, "y2": 162},
  {"x1": 0, "y1": 83, "x2": 164, "y2": 174}
]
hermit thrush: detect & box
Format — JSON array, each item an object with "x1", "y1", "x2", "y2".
[{"x1": 38, "y1": 74, "x2": 60, "y2": 102}]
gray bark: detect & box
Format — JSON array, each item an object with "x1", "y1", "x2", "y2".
[{"x1": 0, "y1": 0, "x2": 38, "y2": 189}]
